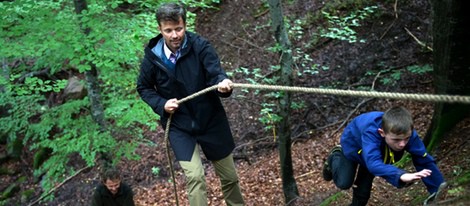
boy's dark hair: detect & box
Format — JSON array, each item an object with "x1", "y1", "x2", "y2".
[
  {"x1": 156, "y1": 3, "x2": 187, "y2": 26},
  {"x1": 382, "y1": 106, "x2": 413, "y2": 135},
  {"x1": 101, "y1": 167, "x2": 121, "y2": 182}
]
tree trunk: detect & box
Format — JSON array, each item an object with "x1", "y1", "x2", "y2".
[
  {"x1": 1, "y1": 58, "x2": 7, "y2": 93},
  {"x1": 84, "y1": 65, "x2": 106, "y2": 130},
  {"x1": 267, "y1": 0, "x2": 299, "y2": 204},
  {"x1": 424, "y1": 0, "x2": 470, "y2": 149},
  {"x1": 73, "y1": 0, "x2": 109, "y2": 167},
  {"x1": 73, "y1": 0, "x2": 107, "y2": 130}
]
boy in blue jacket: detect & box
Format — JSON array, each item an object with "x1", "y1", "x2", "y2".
[{"x1": 322, "y1": 106, "x2": 445, "y2": 205}]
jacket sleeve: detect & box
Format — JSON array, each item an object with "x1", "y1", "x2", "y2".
[
  {"x1": 136, "y1": 58, "x2": 168, "y2": 116},
  {"x1": 122, "y1": 184, "x2": 136, "y2": 206},
  {"x1": 407, "y1": 131, "x2": 445, "y2": 193},
  {"x1": 361, "y1": 130, "x2": 406, "y2": 188},
  {"x1": 91, "y1": 187, "x2": 102, "y2": 206},
  {"x1": 196, "y1": 36, "x2": 232, "y2": 98}
]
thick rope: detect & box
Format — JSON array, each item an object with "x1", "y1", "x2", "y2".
[
  {"x1": 164, "y1": 83, "x2": 470, "y2": 205},
  {"x1": 164, "y1": 116, "x2": 179, "y2": 206},
  {"x1": 232, "y1": 83, "x2": 470, "y2": 104},
  {"x1": 163, "y1": 85, "x2": 219, "y2": 206}
]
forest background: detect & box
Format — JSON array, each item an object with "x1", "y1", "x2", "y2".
[{"x1": 1, "y1": 0, "x2": 469, "y2": 205}]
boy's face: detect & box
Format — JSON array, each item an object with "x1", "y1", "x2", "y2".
[
  {"x1": 158, "y1": 17, "x2": 186, "y2": 53},
  {"x1": 378, "y1": 128, "x2": 411, "y2": 151}
]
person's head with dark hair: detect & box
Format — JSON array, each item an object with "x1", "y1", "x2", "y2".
[
  {"x1": 156, "y1": 3, "x2": 187, "y2": 53},
  {"x1": 101, "y1": 168, "x2": 121, "y2": 195},
  {"x1": 92, "y1": 167, "x2": 135, "y2": 205},
  {"x1": 378, "y1": 106, "x2": 414, "y2": 152},
  {"x1": 381, "y1": 106, "x2": 414, "y2": 135},
  {"x1": 156, "y1": 2, "x2": 187, "y2": 26}
]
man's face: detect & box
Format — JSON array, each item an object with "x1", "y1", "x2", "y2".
[
  {"x1": 158, "y1": 17, "x2": 186, "y2": 53},
  {"x1": 379, "y1": 128, "x2": 411, "y2": 151},
  {"x1": 104, "y1": 179, "x2": 121, "y2": 195}
]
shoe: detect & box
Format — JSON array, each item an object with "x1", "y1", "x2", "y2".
[
  {"x1": 322, "y1": 145, "x2": 342, "y2": 181},
  {"x1": 423, "y1": 182, "x2": 447, "y2": 206}
]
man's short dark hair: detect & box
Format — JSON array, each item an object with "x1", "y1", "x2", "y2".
[
  {"x1": 101, "y1": 167, "x2": 121, "y2": 182},
  {"x1": 156, "y1": 3, "x2": 187, "y2": 26}
]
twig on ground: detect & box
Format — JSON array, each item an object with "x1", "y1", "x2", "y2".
[
  {"x1": 328, "y1": 71, "x2": 382, "y2": 137},
  {"x1": 380, "y1": 0, "x2": 398, "y2": 39},
  {"x1": 27, "y1": 166, "x2": 91, "y2": 206},
  {"x1": 223, "y1": 28, "x2": 266, "y2": 51},
  {"x1": 254, "y1": 9, "x2": 269, "y2": 19},
  {"x1": 294, "y1": 170, "x2": 315, "y2": 179},
  {"x1": 17, "y1": 68, "x2": 51, "y2": 82},
  {"x1": 404, "y1": 27, "x2": 433, "y2": 51},
  {"x1": 394, "y1": 0, "x2": 398, "y2": 18},
  {"x1": 234, "y1": 136, "x2": 274, "y2": 151},
  {"x1": 380, "y1": 19, "x2": 396, "y2": 40},
  {"x1": 328, "y1": 98, "x2": 373, "y2": 137}
]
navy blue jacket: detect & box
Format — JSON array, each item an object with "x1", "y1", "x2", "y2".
[
  {"x1": 137, "y1": 32, "x2": 235, "y2": 161},
  {"x1": 340, "y1": 111, "x2": 444, "y2": 193}
]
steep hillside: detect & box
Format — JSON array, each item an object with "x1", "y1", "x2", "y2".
[{"x1": 2, "y1": 0, "x2": 469, "y2": 206}]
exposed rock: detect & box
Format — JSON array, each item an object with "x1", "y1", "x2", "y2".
[{"x1": 62, "y1": 76, "x2": 87, "y2": 101}]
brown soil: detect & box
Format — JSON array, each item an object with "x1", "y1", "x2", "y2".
[{"x1": 2, "y1": 0, "x2": 469, "y2": 206}]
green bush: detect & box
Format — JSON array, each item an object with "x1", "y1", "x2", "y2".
[{"x1": 0, "y1": 0, "x2": 219, "y2": 201}]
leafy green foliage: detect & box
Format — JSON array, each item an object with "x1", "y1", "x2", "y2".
[
  {"x1": 407, "y1": 64, "x2": 433, "y2": 74},
  {"x1": 259, "y1": 103, "x2": 282, "y2": 140},
  {"x1": 183, "y1": 0, "x2": 220, "y2": 8},
  {"x1": 0, "y1": 88, "x2": 45, "y2": 150},
  {"x1": 0, "y1": 0, "x2": 220, "y2": 201},
  {"x1": 365, "y1": 64, "x2": 433, "y2": 86},
  {"x1": 259, "y1": 103, "x2": 283, "y2": 129},
  {"x1": 230, "y1": 15, "x2": 317, "y2": 131},
  {"x1": 447, "y1": 186, "x2": 465, "y2": 196},
  {"x1": 319, "y1": 191, "x2": 345, "y2": 206},
  {"x1": 285, "y1": 18, "x2": 305, "y2": 41},
  {"x1": 15, "y1": 77, "x2": 67, "y2": 95},
  {"x1": 380, "y1": 69, "x2": 402, "y2": 86},
  {"x1": 151, "y1": 166, "x2": 161, "y2": 177},
  {"x1": 230, "y1": 62, "x2": 308, "y2": 132},
  {"x1": 320, "y1": 6, "x2": 378, "y2": 43}
]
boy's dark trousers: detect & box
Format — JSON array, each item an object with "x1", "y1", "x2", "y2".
[{"x1": 330, "y1": 151, "x2": 375, "y2": 206}]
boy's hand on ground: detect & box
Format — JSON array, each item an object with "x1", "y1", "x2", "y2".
[{"x1": 400, "y1": 169, "x2": 432, "y2": 182}]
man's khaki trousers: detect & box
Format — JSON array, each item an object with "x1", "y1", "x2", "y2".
[{"x1": 179, "y1": 145, "x2": 245, "y2": 206}]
